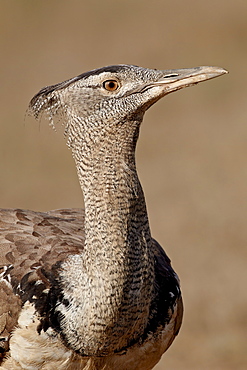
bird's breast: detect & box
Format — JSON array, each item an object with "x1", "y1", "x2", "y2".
[{"x1": 51, "y1": 251, "x2": 155, "y2": 356}]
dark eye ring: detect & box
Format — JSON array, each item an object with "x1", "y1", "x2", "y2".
[{"x1": 103, "y1": 80, "x2": 119, "y2": 91}]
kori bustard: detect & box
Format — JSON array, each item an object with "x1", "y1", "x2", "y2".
[{"x1": 0, "y1": 64, "x2": 227, "y2": 369}]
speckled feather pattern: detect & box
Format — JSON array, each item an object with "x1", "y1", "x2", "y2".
[{"x1": 0, "y1": 209, "x2": 85, "y2": 357}]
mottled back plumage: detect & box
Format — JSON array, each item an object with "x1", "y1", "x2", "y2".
[{"x1": 0, "y1": 64, "x2": 227, "y2": 369}]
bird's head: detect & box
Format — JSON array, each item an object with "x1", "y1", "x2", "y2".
[{"x1": 29, "y1": 64, "x2": 227, "y2": 152}]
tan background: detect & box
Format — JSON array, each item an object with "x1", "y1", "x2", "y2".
[{"x1": 0, "y1": 1, "x2": 246, "y2": 369}]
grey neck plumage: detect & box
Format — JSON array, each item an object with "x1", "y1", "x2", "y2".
[{"x1": 56, "y1": 117, "x2": 155, "y2": 356}]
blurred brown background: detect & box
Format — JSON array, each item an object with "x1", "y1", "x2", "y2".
[{"x1": 0, "y1": 0, "x2": 246, "y2": 369}]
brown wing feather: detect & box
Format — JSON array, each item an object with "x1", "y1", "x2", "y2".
[{"x1": 0, "y1": 208, "x2": 85, "y2": 361}]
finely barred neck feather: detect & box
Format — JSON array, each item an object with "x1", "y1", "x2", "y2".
[{"x1": 0, "y1": 64, "x2": 227, "y2": 369}]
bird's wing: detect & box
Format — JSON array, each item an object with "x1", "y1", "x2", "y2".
[
  {"x1": 146, "y1": 239, "x2": 183, "y2": 345},
  {"x1": 0, "y1": 208, "x2": 85, "y2": 361}
]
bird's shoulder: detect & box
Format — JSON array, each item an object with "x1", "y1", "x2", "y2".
[{"x1": 0, "y1": 208, "x2": 85, "y2": 359}]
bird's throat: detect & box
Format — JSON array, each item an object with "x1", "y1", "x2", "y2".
[
  {"x1": 59, "y1": 149, "x2": 155, "y2": 355},
  {"x1": 81, "y1": 156, "x2": 154, "y2": 281}
]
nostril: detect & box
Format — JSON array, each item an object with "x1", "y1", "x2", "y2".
[{"x1": 163, "y1": 74, "x2": 179, "y2": 78}]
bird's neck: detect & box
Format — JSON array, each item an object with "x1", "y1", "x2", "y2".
[
  {"x1": 77, "y1": 123, "x2": 153, "y2": 269},
  {"x1": 59, "y1": 121, "x2": 155, "y2": 355},
  {"x1": 80, "y1": 154, "x2": 153, "y2": 270}
]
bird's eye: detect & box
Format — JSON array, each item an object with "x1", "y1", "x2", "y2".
[{"x1": 103, "y1": 80, "x2": 119, "y2": 91}]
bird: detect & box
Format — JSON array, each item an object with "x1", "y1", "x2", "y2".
[{"x1": 0, "y1": 64, "x2": 227, "y2": 370}]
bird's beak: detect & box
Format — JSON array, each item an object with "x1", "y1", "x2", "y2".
[{"x1": 143, "y1": 66, "x2": 228, "y2": 96}]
